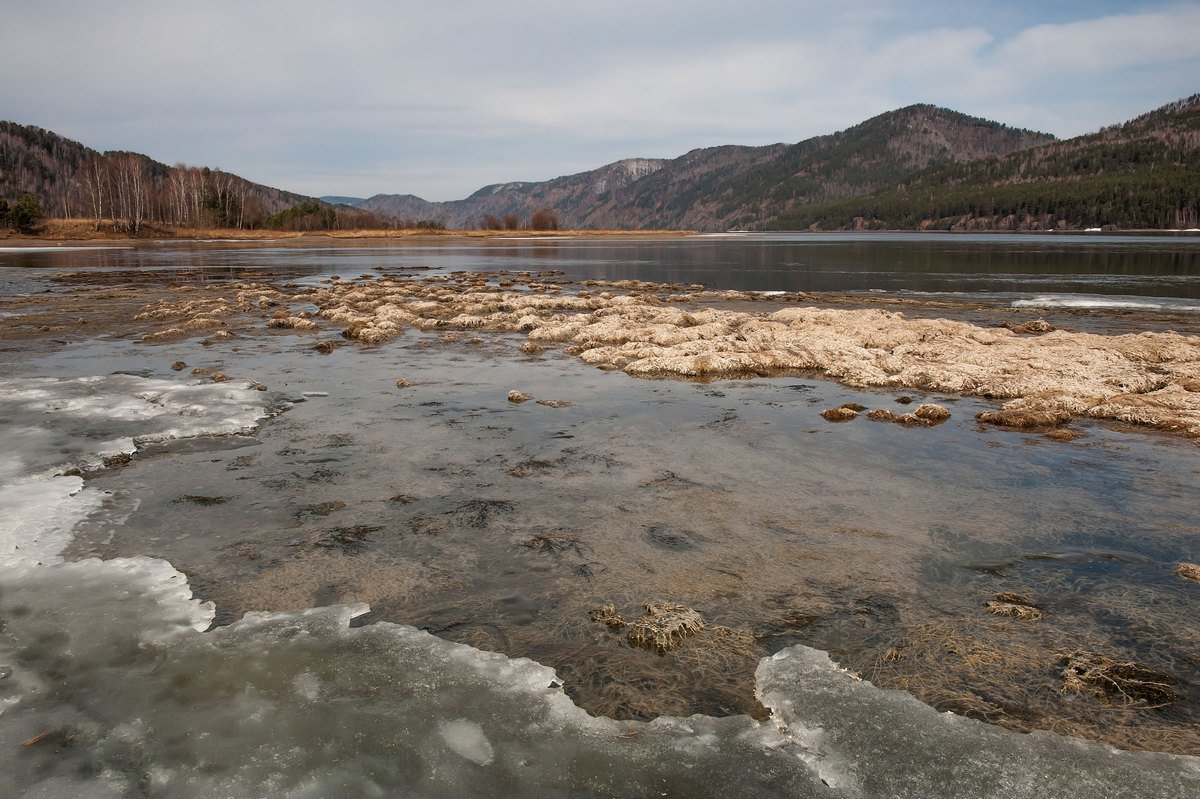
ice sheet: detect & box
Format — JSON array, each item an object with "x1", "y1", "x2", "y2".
[
  {"x1": 0, "y1": 375, "x2": 273, "y2": 566},
  {"x1": 1, "y1": 557, "x2": 1196, "y2": 798}
]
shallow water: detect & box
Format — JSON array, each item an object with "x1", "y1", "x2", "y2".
[
  {"x1": 2, "y1": 236, "x2": 1200, "y2": 795},
  {"x1": 4, "y1": 231, "x2": 1200, "y2": 298}
]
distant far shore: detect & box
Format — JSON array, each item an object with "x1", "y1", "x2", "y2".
[
  {"x1": 3, "y1": 219, "x2": 1198, "y2": 247},
  {"x1": 0, "y1": 219, "x2": 699, "y2": 245}
]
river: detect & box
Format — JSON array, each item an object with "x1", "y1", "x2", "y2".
[{"x1": 1, "y1": 233, "x2": 1199, "y2": 797}]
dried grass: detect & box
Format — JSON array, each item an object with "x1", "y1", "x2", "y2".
[
  {"x1": 1175, "y1": 563, "x2": 1200, "y2": 583},
  {"x1": 625, "y1": 603, "x2": 706, "y2": 653},
  {"x1": 69, "y1": 269, "x2": 1200, "y2": 441},
  {"x1": 1059, "y1": 650, "x2": 1179, "y2": 707}
]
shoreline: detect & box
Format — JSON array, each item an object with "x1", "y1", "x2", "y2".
[{"x1": 0, "y1": 222, "x2": 701, "y2": 246}]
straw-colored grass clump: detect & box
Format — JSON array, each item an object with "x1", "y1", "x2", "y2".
[{"x1": 127, "y1": 271, "x2": 1200, "y2": 440}]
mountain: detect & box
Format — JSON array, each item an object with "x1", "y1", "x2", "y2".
[
  {"x1": 0, "y1": 122, "x2": 326, "y2": 231},
  {"x1": 357, "y1": 157, "x2": 673, "y2": 227},
  {"x1": 353, "y1": 105, "x2": 1053, "y2": 231},
  {"x1": 762, "y1": 94, "x2": 1200, "y2": 231},
  {"x1": 319, "y1": 195, "x2": 367, "y2": 206},
  {"x1": 9, "y1": 98, "x2": 1193, "y2": 234}
]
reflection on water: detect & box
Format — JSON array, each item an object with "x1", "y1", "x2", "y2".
[{"x1": 3, "y1": 232, "x2": 1199, "y2": 299}]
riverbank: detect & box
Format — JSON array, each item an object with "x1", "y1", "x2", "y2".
[{"x1": 0, "y1": 218, "x2": 698, "y2": 244}]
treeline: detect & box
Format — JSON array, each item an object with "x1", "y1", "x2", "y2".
[
  {"x1": 0, "y1": 194, "x2": 43, "y2": 233},
  {"x1": 763, "y1": 95, "x2": 1200, "y2": 231},
  {"x1": 766, "y1": 169, "x2": 1200, "y2": 231},
  {"x1": 477, "y1": 208, "x2": 560, "y2": 230},
  {"x1": 0, "y1": 121, "x2": 327, "y2": 232},
  {"x1": 257, "y1": 199, "x2": 404, "y2": 232}
]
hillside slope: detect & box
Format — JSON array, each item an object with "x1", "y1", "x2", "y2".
[
  {"x1": 762, "y1": 95, "x2": 1200, "y2": 231},
  {"x1": 356, "y1": 105, "x2": 1052, "y2": 231},
  {"x1": 0, "y1": 122, "x2": 321, "y2": 230}
]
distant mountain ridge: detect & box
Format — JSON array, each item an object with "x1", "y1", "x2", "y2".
[
  {"x1": 762, "y1": 94, "x2": 1200, "y2": 231},
  {"x1": 6, "y1": 97, "x2": 1196, "y2": 233},
  {"x1": 353, "y1": 105, "x2": 1055, "y2": 231}
]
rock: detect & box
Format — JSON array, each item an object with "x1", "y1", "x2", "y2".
[
  {"x1": 211, "y1": 372, "x2": 230, "y2": 383},
  {"x1": 821, "y1": 407, "x2": 858, "y2": 422},
  {"x1": 1044, "y1": 429, "x2": 1084, "y2": 442},
  {"x1": 895, "y1": 396, "x2": 914, "y2": 405},
  {"x1": 170, "y1": 361, "x2": 187, "y2": 371},
  {"x1": 867, "y1": 409, "x2": 896, "y2": 421},
  {"x1": 313, "y1": 340, "x2": 336, "y2": 354},
  {"x1": 840, "y1": 402, "x2": 868, "y2": 412},
  {"x1": 507, "y1": 391, "x2": 532, "y2": 404},
  {"x1": 520, "y1": 342, "x2": 543, "y2": 354},
  {"x1": 536, "y1": 399, "x2": 573, "y2": 408},
  {"x1": 395, "y1": 379, "x2": 412, "y2": 389},
  {"x1": 1005, "y1": 319, "x2": 1056, "y2": 335}
]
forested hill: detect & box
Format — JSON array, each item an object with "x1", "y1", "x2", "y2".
[
  {"x1": 0, "y1": 122, "x2": 360, "y2": 232},
  {"x1": 762, "y1": 95, "x2": 1200, "y2": 231},
  {"x1": 354, "y1": 105, "x2": 1052, "y2": 231},
  {"x1": 641, "y1": 104, "x2": 1055, "y2": 230},
  {"x1": 7, "y1": 97, "x2": 1194, "y2": 233}
]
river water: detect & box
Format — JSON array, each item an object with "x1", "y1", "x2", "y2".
[{"x1": 1, "y1": 233, "x2": 1199, "y2": 797}]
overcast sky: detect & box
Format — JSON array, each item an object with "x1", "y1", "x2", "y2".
[{"x1": 4, "y1": 1, "x2": 1198, "y2": 201}]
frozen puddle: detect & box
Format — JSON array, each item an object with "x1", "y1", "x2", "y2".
[{"x1": 0, "y1": 558, "x2": 1196, "y2": 798}]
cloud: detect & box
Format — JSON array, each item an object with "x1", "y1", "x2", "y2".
[
  {"x1": 997, "y1": 7, "x2": 1200, "y2": 74},
  {"x1": 1, "y1": 1, "x2": 1196, "y2": 199}
]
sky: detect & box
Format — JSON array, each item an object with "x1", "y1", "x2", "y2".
[{"x1": 3, "y1": 1, "x2": 1199, "y2": 201}]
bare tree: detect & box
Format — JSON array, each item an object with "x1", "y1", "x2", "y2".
[
  {"x1": 109, "y1": 153, "x2": 151, "y2": 233},
  {"x1": 529, "y1": 208, "x2": 559, "y2": 231},
  {"x1": 80, "y1": 156, "x2": 108, "y2": 231}
]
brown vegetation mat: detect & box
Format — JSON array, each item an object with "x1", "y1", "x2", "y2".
[
  {"x1": 624, "y1": 602, "x2": 707, "y2": 653},
  {"x1": 10, "y1": 269, "x2": 1197, "y2": 440},
  {"x1": 1059, "y1": 650, "x2": 1179, "y2": 707},
  {"x1": 576, "y1": 606, "x2": 763, "y2": 719},
  {"x1": 866, "y1": 618, "x2": 1199, "y2": 754},
  {"x1": 315, "y1": 273, "x2": 1200, "y2": 439}
]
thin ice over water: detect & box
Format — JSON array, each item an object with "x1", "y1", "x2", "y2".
[{"x1": 0, "y1": 558, "x2": 1196, "y2": 798}]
